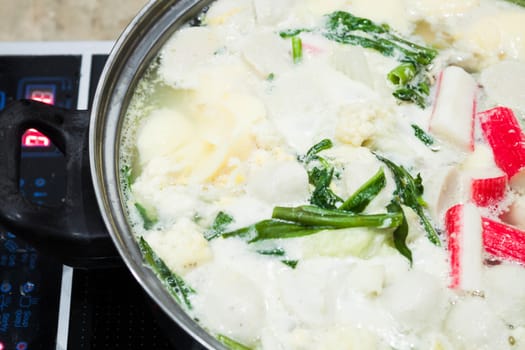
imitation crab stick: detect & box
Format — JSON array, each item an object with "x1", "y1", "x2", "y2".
[
  {"x1": 482, "y1": 217, "x2": 525, "y2": 265},
  {"x1": 445, "y1": 204, "x2": 483, "y2": 290},
  {"x1": 470, "y1": 171, "x2": 508, "y2": 207},
  {"x1": 429, "y1": 66, "x2": 477, "y2": 152},
  {"x1": 479, "y1": 106, "x2": 525, "y2": 193}
]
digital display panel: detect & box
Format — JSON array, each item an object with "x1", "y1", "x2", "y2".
[
  {"x1": 21, "y1": 129, "x2": 50, "y2": 148},
  {"x1": 24, "y1": 84, "x2": 55, "y2": 105}
]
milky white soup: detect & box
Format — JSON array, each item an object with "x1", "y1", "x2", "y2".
[{"x1": 120, "y1": 0, "x2": 525, "y2": 349}]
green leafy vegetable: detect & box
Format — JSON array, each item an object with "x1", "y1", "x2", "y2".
[
  {"x1": 223, "y1": 206, "x2": 402, "y2": 243},
  {"x1": 121, "y1": 165, "x2": 133, "y2": 189},
  {"x1": 375, "y1": 155, "x2": 441, "y2": 246},
  {"x1": 257, "y1": 248, "x2": 286, "y2": 256},
  {"x1": 502, "y1": 0, "x2": 525, "y2": 7},
  {"x1": 138, "y1": 237, "x2": 195, "y2": 309},
  {"x1": 272, "y1": 205, "x2": 402, "y2": 229},
  {"x1": 339, "y1": 168, "x2": 386, "y2": 212},
  {"x1": 292, "y1": 36, "x2": 303, "y2": 64},
  {"x1": 300, "y1": 139, "x2": 342, "y2": 209},
  {"x1": 301, "y1": 138, "x2": 333, "y2": 164},
  {"x1": 411, "y1": 124, "x2": 435, "y2": 147},
  {"x1": 282, "y1": 260, "x2": 299, "y2": 269},
  {"x1": 281, "y1": 11, "x2": 437, "y2": 107},
  {"x1": 134, "y1": 203, "x2": 157, "y2": 230},
  {"x1": 279, "y1": 28, "x2": 310, "y2": 38},
  {"x1": 308, "y1": 167, "x2": 343, "y2": 209},
  {"x1": 387, "y1": 63, "x2": 417, "y2": 86},
  {"x1": 205, "y1": 211, "x2": 234, "y2": 241},
  {"x1": 387, "y1": 202, "x2": 412, "y2": 264},
  {"x1": 266, "y1": 72, "x2": 275, "y2": 81},
  {"x1": 217, "y1": 334, "x2": 253, "y2": 350}
]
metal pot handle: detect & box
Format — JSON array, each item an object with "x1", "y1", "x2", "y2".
[{"x1": 0, "y1": 100, "x2": 119, "y2": 268}]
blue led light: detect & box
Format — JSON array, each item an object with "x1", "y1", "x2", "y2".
[
  {"x1": 0, "y1": 91, "x2": 5, "y2": 110},
  {"x1": 34, "y1": 177, "x2": 46, "y2": 188},
  {"x1": 21, "y1": 282, "x2": 35, "y2": 294},
  {"x1": 0, "y1": 281, "x2": 12, "y2": 293},
  {"x1": 16, "y1": 341, "x2": 28, "y2": 350}
]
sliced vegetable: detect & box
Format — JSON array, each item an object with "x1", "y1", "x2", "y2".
[
  {"x1": 300, "y1": 139, "x2": 343, "y2": 209},
  {"x1": 135, "y1": 203, "x2": 157, "y2": 230},
  {"x1": 300, "y1": 138, "x2": 333, "y2": 164},
  {"x1": 138, "y1": 237, "x2": 195, "y2": 309},
  {"x1": 339, "y1": 168, "x2": 386, "y2": 213},
  {"x1": 411, "y1": 124, "x2": 435, "y2": 147},
  {"x1": 272, "y1": 205, "x2": 403, "y2": 229},
  {"x1": 445, "y1": 204, "x2": 483, "y2": 290},
  {"x1": 482, "y1": 217, "x2": 525, "y2": 265},
  {"x1": 429, "y1": 66, "x2": 477, "y2": 152},
  {"x1": 478, "y1": 106, "x2": 525, "y2": 192},
  {"x1": 217, "y1": 334, "x2": 253, "y2": 350},
  {"x1": 291, "y1": 36, "x2": 303, "y2": 64},
  {"x1": 375, "y1": 154, "x2": 441, "y2": 245},
  {"x1": 281, "y1": 260, "x2": 299, "y2": 269},
  {"x1": 223, "y1": 207, "x2": 402, "y2": 243},
  {"x1": 387, "y1": 202, "x2": 412, "y2": 264},
  {"x1": 323, "y1": 11, "x2": 437, "y2": 107},
  {"x1": 204, "y1": 211, "x2": 234, "y2": 241}
]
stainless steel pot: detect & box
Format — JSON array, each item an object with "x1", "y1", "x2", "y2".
[{"x1": 0, "y1": 0, "x2": 226, "y2": 349}]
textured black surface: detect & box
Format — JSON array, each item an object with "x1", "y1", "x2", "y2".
[{"x1": 67, "y1": 267, "x2": 206, "y2": 350}]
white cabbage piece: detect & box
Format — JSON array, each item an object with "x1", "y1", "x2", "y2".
[
  {"x1": 145, "y1": 218, "x2": 212, "y2": 275},
  {"x1": 241, "y1": 30, "x2": 292, "y2": 77},
  {"x1": 453, "y1": 9, "x2": 525, "y2": 69},
  {"x1": 480, "y1": 60, "x2": 525, "y2": 112},
  {"x1": 246, "y1": 159, "x2": 310, "y2": 205},
  {"x1": 159, "y1": 27, "x2": 223, "y2": 88},
  {"x1": 381, "y1": 270, "x2": 447, "y2": 332},
  {"x1": 252, "y1": 0, "x2": 295, "y2": 24},
  {"x1": 483, "y1": 263, "x2": 525, "y2": 326},
  {"x1": 445, "y1": 296, "x2": 509, "y2": 350},
  {"x1": 189, "y1": 265, "x2": 265, "y2": 346},
  {"x1": 204, "y1": 0, "x2": 255, "y2": 29},
  {"x1": 264, "y1": 60, "x2": 376, "y2": 153}
]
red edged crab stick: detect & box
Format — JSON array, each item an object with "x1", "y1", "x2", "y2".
[
  {"x1": 479, "y1": 106, "x2": 525, "y2": 193},
  {"x1": 469, "y1": 171, "x2": 507, "y2": 207},
  {"x1": 429, "y1": 66, "x2": 478, "y2": 152},
  {"x1": 445, "y1": 204, "x2": 483, "y2": 290},
  {"x1": 482, "y1": 217, "x2": 525, "y2": 265}
]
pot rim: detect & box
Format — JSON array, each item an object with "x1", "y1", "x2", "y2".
[{"x1": 88, "y1": 0, "x2": 224, "y2": 349}]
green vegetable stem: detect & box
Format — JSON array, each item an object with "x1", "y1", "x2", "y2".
[
  {"x1": 138, "y1": 237, "x2": 195, "y2": 309},
  {"x1": 375, "y1": 154, "x2": 441, "y2": 246},
  {"x1": 339, "y1": 168, "x2": 386, "y2": 212}
]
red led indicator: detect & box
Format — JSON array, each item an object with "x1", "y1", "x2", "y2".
[
  {"x1": 22, "y1": 128, "x2": 51, "y2": 147},
  {"x1": 0, "y1": 341, "x2": 4, "y2": 350},
  {"x1": 25, "y1": 84, "x2": 56, "y2": 105},
  {"x1": 30, "y1": 89, "x2": 54, "y2": 105}
]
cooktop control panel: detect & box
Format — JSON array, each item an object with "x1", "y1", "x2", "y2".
[
  {"x1": 0, "y1": 54, "x2": 81, "y2": 350},
  {"x1": 0, "y1": 42, "x2": 112, "y2": 350}
]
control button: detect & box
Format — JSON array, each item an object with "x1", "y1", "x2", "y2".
[
  {"x1": 3, "y1": 239, "x2": 18, "y2": 253},
  {"x1": 0, "y1": 281, "x2": 11, "y2": 293},
  {"x1": 32, "y1": 191, "x2": 48, "y2": 198},
  {"x1": 21, "y1": 282, "x2": 35, "y2": 294},
  {"x1": 0, "y1": 91, "x2": 5, "y2": 110},
  {"x1": 16, "y1": 341, "x2": 28, "y2": 350},
  {"x1": 34, "y1": 177, "x2": 46, "y2": 188}
]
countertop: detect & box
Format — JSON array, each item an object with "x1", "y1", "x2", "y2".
[{"x1": 0, "y1": 0, "x2": 149, "y2": 41}]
